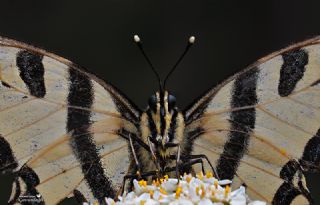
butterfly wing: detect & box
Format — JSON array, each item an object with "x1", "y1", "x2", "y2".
[
  {"x1": 0, "y1": 37, "x2": 139, "y2": 204},
  {"x1": 184, "y1": 36, "x2": 320, "y2": 204}
]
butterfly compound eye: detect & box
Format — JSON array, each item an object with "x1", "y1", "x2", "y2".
[
  {"x1": 148, "y1": 94, "x2": 157, "y2": 111},
  {"x1": 168, "y1": 95, "x2": 176, "y2": 110}
]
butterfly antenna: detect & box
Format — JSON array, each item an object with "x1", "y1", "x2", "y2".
[
  {"x1": 163, "y1": 36, "x2": 195, "y2": 88},
  {"x1": 134, "y1": 35, "x2": 163, "y2": 91}
]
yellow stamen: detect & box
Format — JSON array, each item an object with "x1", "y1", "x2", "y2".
[
  {"x1": 186, "y1": 176, "x2": 191, "y2": 183},
  {"x1": 214, "y1": 180, "x2": 218, "y2": 189},
  {"x1": 197, "y1": 172, "x2": 204, "y2": 180},
  {"x1": 149, "y1": 190, "x2": 154, "y2": 198},
  {"x1": 196, "y1": 186, "x2": 200, "y2": 195},
  {"x1": 225, "y1": 185, "x2": 230, "y2": 198},
  {"x1": 164, "y1": 175, "x2": 169, "y2": 180},
  {"x1": 200, "y1": 186, "x2": 206, "y2": 199},
  {"x1": 138, "y1": 179, "x2": 147, "y2": 187},
  {"x1": 160, "y1": 187, "x2": 167, "y2": 195},
  {"x1": 206, "y1": 171, "x2": 213, "y2": 178},
  {"x1": 175, "y1": 186, "x2": 182, "y2": 199},
  {"x1": 160, "y1": 178, "x2": 164, "y2": 184},
  {"x1": 140, "y1": 200, "x2": 146, "y2": 205}
]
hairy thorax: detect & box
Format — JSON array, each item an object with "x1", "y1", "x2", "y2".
[{"x1": 136, "y1": 111, "x2": 185, "y2": 178}]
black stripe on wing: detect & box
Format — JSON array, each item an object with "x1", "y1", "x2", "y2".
[
  {"x1": 273, "y1": 160, "x2": 314, "y2": 204},
  {"x1": 278, "y1": 49, "x2": 309, "y2": 97},
  {"x1": 216, "y1": 67, "x2": 259, "y2": 180},
  {"x1": 0, "y1": 134, "x2": 18, "y2": 172},
  {"x1": 272, "y1": 128, "x2": 320, "y2": 204},
  {"x1": 8, "y1": 166, "x2": 44, "y2": 205},
  {"x1": 301, "y1": 129, "x2": 320, "y2": 172},
  {"x1": 67, "y1": 68, "x2": 114, "y2": 203},
  {"x1": 272, "y1": 182, "x2": 302, "y2": 205},
  {"x1": 16, "y1": 50, "x2": 46, "y2": 98}
]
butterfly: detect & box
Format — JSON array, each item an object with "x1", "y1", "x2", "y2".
[{"x1": 0, "y1": 34, "x2": 319, "y2": 205}]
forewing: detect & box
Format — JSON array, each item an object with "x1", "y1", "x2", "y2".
[
  {"x1": 0, "y1": 37, "x2": 139, "y2": 204},
  {"x1": 184, "y1": 36, "x2": 320, "y2": 204}
]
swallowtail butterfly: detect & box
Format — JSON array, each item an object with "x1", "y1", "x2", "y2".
[{"x1": 0, "y1": 35, "x2": 319, "y2": 205}]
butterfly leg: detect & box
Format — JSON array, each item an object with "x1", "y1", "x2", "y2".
[
  {"x1": 120, "y1": 170, "x2": 158, "y2": 196},
  {"x1": 182, "y1": 154, "x2": 219, "y2": 180},
  {"x1": 118, "y1": 129, "x2": 151, "y2": 152},
  {"x1": 169, "y1": 154, "x2": 205, "y2": 175},
  {"x1": 128, "y1": 134, "x2": 142, "y2": 178},
  {"x1": 180, "y1": 158, "x2": 206, "y2": 174},
  {"x1": 121, "y1": 161, "x2": 211, "y2": 197},
  {"x1": 161, "y1": 142, "x2": 182, "y2": 181},
  {"x1": 147, "y1": 136, "x2": 161, "y2": 178},
  {"x1": 120, "y1": 134, "x2": 143, "y2": 196},
  {"x1": 175, "y1": 145, "x2": 181, "y2": 183}
]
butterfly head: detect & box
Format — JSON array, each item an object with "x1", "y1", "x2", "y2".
[{"x1": 147, "y1": 90, "x2": 178, "y2": 152}]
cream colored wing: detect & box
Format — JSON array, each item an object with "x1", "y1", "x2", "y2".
[
  {"x1": 0, "y1": 37, "x2": 140, "y2": 204},
  {"x1": 184, "y1": 36, "x2": 320, "y2": 205}
]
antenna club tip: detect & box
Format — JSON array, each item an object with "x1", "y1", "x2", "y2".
[
  {"x1": 189, "y1": 36, "x2": 196, "y2": 44},
  {"x1": 134, "y1": 35, "x2": 140, "y2": 43}
]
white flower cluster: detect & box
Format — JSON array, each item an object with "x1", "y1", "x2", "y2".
[{"x1": 103, "y1": 173, "x2": 266, "y2": 205}]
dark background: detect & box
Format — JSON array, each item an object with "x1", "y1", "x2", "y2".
[{"x1": 0, "y1": 0, "x2": 319, "y2": 204}]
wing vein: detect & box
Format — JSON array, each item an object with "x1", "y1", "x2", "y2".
[
  {"x1": 204, "y1": 128, "x2": 291, "y2": 160},
  {"x1": 202, "y1": 85, "x2": 318, "y2": 117},
  {"x1": 0, "y1": 79, "x2": 123, "y2": 119},
  {"x1": 5, "y1": 106, "x2": 65, "y2": 137},
  {"x1": 36, "y1": 144, "x2": 127, "y2": 186},
  {"x1": 193, "y1": 143, "x2": 281, "y2": 179},
  {"x1": 257, "y1": 106, "x2": 314, "y2": 136}
]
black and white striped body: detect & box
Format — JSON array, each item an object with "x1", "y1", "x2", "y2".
[
  {"x1": 0, "y1": 36, "x2": 319, "y2": 205},
  {"x1": 134, "y1": 91, "x2": 186, "y2": 176}
]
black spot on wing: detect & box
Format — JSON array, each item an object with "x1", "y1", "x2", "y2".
[
  {"x1": 278, "y1": 49, "x2": 308, "y2": 97},
  {"x1": 273, "y1": 128, "x2": 320, "y2": 204},
  {"x1": 300, "y1": 129, "x2": 320, "y2": 172},
  {"x1": 67, "y1": 68, "x2": 115, "y2": 202},
  {"x1": 272, "y1": 182, "x2": 302, "y2": 205},
  {"x1": 275, "y1": 159, "x2": 314, "y2": 204},
  {"x1": 216, "y1": 67, "x2": 258, "y2": 180},
  {"x1": 16, "y1": 50, "x2": 46, "y2": 98},
  {"x1": 18, "y1": 166, "x2": 40, "y2": 191},
  {"x1": 0, "y1": 134, "x2": 18, "y2": 172},
  {"x1": 18, "y1": 166, "x2": 44, "y2": 205},
  {"x1": 280, "y1": 160, "x2": 300, "y2": 182}
]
